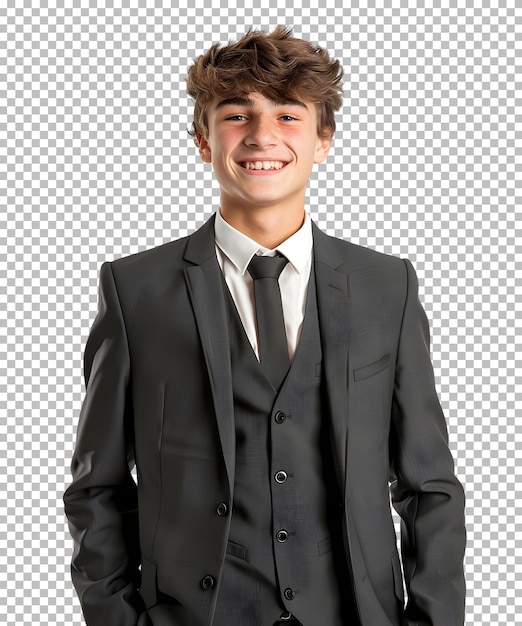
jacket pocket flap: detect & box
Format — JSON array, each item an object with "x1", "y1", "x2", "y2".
[{"x1": 353, "y1": 353, "x2": 390, "y2": 382}]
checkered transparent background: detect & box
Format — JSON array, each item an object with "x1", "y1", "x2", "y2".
[{"x1": 1, "y1": 2, "x2": 520, "y2": 624}]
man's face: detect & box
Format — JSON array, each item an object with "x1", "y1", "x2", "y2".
[{"x1": 196, "y1": 92, "x2": 332, "y2": 215}]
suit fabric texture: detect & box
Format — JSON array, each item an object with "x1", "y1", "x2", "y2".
[{"x1": 64, "y1": 215, "x2": 466, "y2": 626}]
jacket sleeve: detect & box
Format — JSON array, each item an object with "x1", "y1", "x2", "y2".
[
  {"x1": 64, "y1": 262, "x2": 146, "y2": 625},
  {"x1": 389, "y1": 259, "x2": 466, "y2": 626}
]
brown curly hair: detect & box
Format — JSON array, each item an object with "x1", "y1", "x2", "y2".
[{"x1": 186, "y1": 26, "x2": 343, "y2": 142}]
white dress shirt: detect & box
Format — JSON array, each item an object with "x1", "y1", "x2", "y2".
[{"x1": 214, "y1": 209, "x2": 313, "y2": 362}]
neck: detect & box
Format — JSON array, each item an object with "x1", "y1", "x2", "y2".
[{"x1": 219, "y1": 205, "x2": 306, "y2": 249}]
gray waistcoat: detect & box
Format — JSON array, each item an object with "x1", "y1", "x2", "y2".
[{"x1": 213, "y1": 270, "x2": 355, "y2": 626}]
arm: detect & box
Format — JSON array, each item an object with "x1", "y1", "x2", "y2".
[
  {"x1": 64, "y1": 262, "x2": 145, "y2": 625},
  {"x1": 390, "y1": 259, "x2": 466, "y2": 625}
]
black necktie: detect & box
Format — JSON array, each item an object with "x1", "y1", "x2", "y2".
[{"x1": 247, "y1": 254, "x2": 290, "y2": 389}]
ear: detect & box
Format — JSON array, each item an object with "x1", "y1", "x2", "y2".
[
  {"x1": 196, "y1": 132, "x2": 212, "y2": 163},
  {"x1": 314, "y1": 133, "x2": 332, "y2": 164}
]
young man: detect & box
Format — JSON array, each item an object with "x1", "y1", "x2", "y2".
[{"x1": 64, "y1": 27, "x2": 466, "y2": 626}]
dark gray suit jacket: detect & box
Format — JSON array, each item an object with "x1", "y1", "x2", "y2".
[{"x1": 64, "y1": 215, "x2": 466, "y2": 626}]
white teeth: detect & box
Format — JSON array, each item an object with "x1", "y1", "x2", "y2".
[{"x1": 244, "y1": 161, "x2": 285, "y2": 170}]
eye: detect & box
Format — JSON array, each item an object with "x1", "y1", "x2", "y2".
[
  {"x1": 226, "y1": 115, "x2": 247, "y2": 121},
  {"x1": 280, "y1": 115, "x2": 297, "y2": 122}
]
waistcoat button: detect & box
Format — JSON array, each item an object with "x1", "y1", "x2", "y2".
[
  {"x1": 200, "y1": 575, "x2": 215, "y2": 590},
  {"x1": 275, "y1": 470, "x2": 288, "y2": 483},
  {"x1": 284, "y1": 587, "x2": 295, "y2": 600},
  {"x1": 216, "y1": 502, "x2": 228, "y2": 516},
  {"x1": 276, "y1": 529, "x2": 288, "y2": 543},
  {"x1": 274, "y1": 411, "x2": 286, "y2": 424}
]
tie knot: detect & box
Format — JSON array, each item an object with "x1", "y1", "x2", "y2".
[{"x1": 247, "y1": 254, "x2": 289, "y2": 281}]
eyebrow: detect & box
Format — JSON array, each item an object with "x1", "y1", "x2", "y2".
[{"x1": 215, "y1": 96, "x2": 308, "y2": 109}]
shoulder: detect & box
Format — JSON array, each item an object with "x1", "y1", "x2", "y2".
[
  {"x1": 312, "y1": 224, "x2": 414, "y2": 308},
  {"x1": 99, "y1": 237, "x2": 189, "y2": 296},
  {"x1": 111, "y1": 235, "x2": 190, "y2": 273},
  {"x1": 313, "y1": 223, "x2": 407, "y2": 274},
  {"x1": 105, "y1": 215, "x2": 216, "y2": 285}
]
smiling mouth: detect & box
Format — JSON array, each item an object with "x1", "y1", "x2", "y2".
[{"x1": 241, "y1": 160, "x2": 288, "y2": 170}]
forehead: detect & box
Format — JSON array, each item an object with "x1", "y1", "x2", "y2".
[
  {"x1": 213, "y1": 93, "x2": 306, "y2": 109},
  {"x1": 212, "y1": 92, "x2": 314, "y2": 113}
]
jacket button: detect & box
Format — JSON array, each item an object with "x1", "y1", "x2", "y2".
[
  {"x1": 216, "y1": 502, "x2": 228, "y2": 516},
  {"x1": 274, "y1": 411, "x2": 286, "y2": 424},
  {"x1": 276, "y1": 529, "x2": 288, "y2": 543},
  {"x1": 275, "y1": 471, "x2": 287, "y2": 484},
  {"x1": 284, "y1": 587, "x2": 295, "y2": 600},
  {"x1": 200, "y1": 575, "x2": 215, "y2": 590}
]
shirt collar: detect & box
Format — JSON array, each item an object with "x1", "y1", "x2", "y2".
[{"x1": 214, "y1": 209, "x2": 313, "y2": 275}]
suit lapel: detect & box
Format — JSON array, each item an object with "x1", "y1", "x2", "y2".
[
  {"x1": 183, "y1": 215, "x2": 235, "y2": 492},
  {"x1": 312, "y1": 223, "x2": 351, "y2": 492}
]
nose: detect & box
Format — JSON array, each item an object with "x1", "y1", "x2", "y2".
[{"x1": 244, "y1": 115, "x2": 278, "y2": 149}]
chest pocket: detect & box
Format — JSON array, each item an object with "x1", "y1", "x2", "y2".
[{"x1": 353, "y1": 353, "x2": 390, "y2": 382}]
